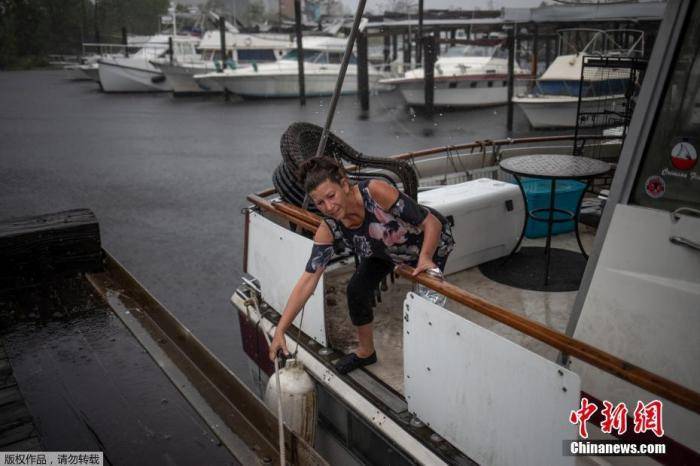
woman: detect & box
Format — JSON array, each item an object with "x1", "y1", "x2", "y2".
[{"x1": 268, "y1": 157, "x2": 454, "y2": 374}]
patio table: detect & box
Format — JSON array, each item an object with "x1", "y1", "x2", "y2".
[{"x1": 499, "y1": 154, "x2": 611, "y2": 285}]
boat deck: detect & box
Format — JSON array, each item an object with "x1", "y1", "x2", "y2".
[{"x1": 324, "y1": 226, "x2": 596, "y2": 395}]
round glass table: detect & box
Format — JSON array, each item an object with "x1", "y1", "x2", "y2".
[{"x1": 499, "y1": 154, "x2": 611, "y2": 285}]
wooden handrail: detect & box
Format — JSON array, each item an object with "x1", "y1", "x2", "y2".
[{"x1": 245, "y1": 196, "x2": 700, "y2": 414}]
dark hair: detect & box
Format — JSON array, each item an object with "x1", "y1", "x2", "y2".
[{"x1": 298, "y1": 156, "x2": 347, "y2": 193}]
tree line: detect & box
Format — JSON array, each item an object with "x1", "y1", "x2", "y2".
[{"x1": 0, "y1": 0, "x2": 168, "y2": 69}]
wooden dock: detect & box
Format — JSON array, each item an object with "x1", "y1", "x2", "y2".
[{"x1": 0, "y1": 340, "x2": 41, "y2": 451}]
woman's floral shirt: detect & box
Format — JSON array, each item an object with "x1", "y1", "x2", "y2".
[{"x1": 305, "y1": 180, "x2": 454, "y2": 273}]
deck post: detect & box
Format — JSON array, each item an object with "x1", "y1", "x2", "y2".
[
  {"x1": 423, "y1": 34, "x2": 436, "y2": 116},
  {"x1": 506, "y1": 24, "x2": 515, "y2": 132},
  {"x1": 450, "y1": 29, "x2": 456, "y2": 47},
  {"x1": 358, "y1": 30, "x2": 369, "y2": 113},
  {"x1": 294, "y1": 0, "x2": 305, "y2": 105},
  {"x1": 121, "y1": 27, "x2": 128, "y2": 57},
  {"x1": 392, "y1": 34, "x2": 397, "y2": 61},
  {"x1": 545, "y1": 34, "x2": 551, "y2": 69}
]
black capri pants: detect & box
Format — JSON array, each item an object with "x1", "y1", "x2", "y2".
[
  {"x1": 346, "y1": 257, "x2": 395, "y2": 326},
  {"x1": 346, "y1": 252, "x2": 449, "y2": 327}
]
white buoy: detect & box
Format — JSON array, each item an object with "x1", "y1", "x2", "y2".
[{"x1": 264, "y1": 358, "x2": 317, "y2": 444}]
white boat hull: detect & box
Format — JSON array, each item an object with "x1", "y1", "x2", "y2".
[
  {"x1": 513, "y1": 95, "x2": 626, "y2": 129},
  {"x1": 201, "y1": 72, "x2": 384, "y2": 98},
  {"x1": 78, "y1": 64, "x2": 100, "y2": 83},
  {"x1": 98, "y1": 59, "x2": 171, "y2": 93},
  {"x1": 157, "y1": 62, "x2": 218, "y2": 94},
  {"x1": 396, "y1": 79, "x2": 527, "y2": 107}
]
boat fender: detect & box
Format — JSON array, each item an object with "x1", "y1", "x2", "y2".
[
  {"x1": 151, "y1": 75, "x2": 166, "y2": 84},
  {"x1": 252, "y1": 61, "x2": 258, "y2": 72},
  {"x1": 264, "y1": 359, "x2": 317, "y2": 444}
]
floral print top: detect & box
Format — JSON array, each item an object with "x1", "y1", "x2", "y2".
[{"x1": 305, "y1": 180, "x2": 454, "y2": 273}]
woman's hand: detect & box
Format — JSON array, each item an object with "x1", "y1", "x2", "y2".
[
  {"x1": 269, "y1": 332, "x2": 289, "y2": 362},
  {"x1": 412, "y1": 255, "x2": 438, "y2": 277}
]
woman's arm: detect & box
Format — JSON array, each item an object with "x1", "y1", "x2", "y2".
[
  {"x1": 368, "y1": 180, "x2": 442, "y2": 276},
  {"x1": 268, "y1": 222, "x2": 333, "y2": 360}
]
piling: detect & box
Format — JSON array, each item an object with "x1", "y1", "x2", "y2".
[
  {"x1": 423, "y1": 34, "x2": 436, "y2": 116},
  {"x1": 416, "y1": 0, "x2": 424, "y2": 65},
  {"x1": 357, "y1": 31, "x2": 369, "y2": 113},
  {"x1": 403, "y1": 34, "x2": 410, "y2": 66},
  {"x1": 392, "y1": 34, "x2": 397, "y2": 61},
  {"x1": 383, "y1": 34, "x2": 391, "y2": 66},
  {"x1": 168, "y1": 37, "x2": 173, "y2": 65},
  {"x1": 506, "y1": 25, "x2": 515, "y2": 132},
  {"x1": 294, "y1": 0, "x2": 306, "y2": 105},
  {"x1": 219, "y1": 17, "x2": 229, "y2": 101},
  {"x1": 94, "y1": 0, "x2": 101, "y2": 54},
  {"x1": 121, "y1": 27, "x2": 128, "y2": 58},
  {"x1": 531, "y1": 23, "x2": 538, "y2": 78}
]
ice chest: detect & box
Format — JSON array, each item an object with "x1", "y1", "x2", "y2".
[{"x1": 418, "y1": 178, "x2": 524, "y2": 275}]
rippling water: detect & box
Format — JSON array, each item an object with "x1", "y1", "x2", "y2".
[{"x1": 0, "y1": 69, "x2": 551, "y2": 388}]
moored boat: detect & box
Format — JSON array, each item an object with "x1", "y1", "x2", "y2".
[
  {"x1": 194, "y1": 36, "x2": 389, "y2": 98},
  {"x1": 380, "y1": 39, "x2": 530, "y2": 107},
  {"x1": 513, "y1": 28, "x2": 645, "y2": 129},
  {"x1": 98, "y1": 34, "x2": 199, "y2": 93}
]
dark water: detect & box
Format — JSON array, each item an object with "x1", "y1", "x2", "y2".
[{"x1": 0, "y1": 70, "x2": 550, "y2": 389}]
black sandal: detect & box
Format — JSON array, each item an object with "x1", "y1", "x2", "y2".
[{"x1": 334, "y1": 352, "x2": 377, "y2": 375}]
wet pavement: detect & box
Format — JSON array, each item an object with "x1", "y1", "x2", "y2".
[{"x1": 0, "y1": 277, "x2": 237, "y2": 465}]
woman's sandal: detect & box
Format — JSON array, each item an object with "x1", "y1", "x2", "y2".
[{"x1": 334, "y1": 352, "x2": 377, "y2": 375}]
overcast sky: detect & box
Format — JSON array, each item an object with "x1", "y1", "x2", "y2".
[{"x1": 343, "y1": 0, "x2": 548, "y2": 14}]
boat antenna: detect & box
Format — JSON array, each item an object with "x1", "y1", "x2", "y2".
[{"x1": 314, "y1": 0, "x2": 368, "y2": 158}]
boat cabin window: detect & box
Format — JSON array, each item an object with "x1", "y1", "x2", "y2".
[
  {"x1": 630, "y1": 2, "x2": 700, "y2": 212},
  {"x1": 443, "y1": 45, "x2": 496, "y2": 58},
  {"x1": 281, "y1": 49, "x2": 321, "y2": 63},
  {"x1": 237, "y1": 48, "x2": 277, "y2": 62},
  {"x1": 282, "y1": 49, "x2": 356, "y2": 65},
  {"x1": 328, "y1": 52, "x2": 345, "y2": 64},
  {"x1": 174, "y1": 42, "x2": 196, "y2": 56}
]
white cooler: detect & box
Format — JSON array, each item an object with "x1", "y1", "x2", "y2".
[{"x1": 418, "y1": 178, "x2": 524, "y2": 275}]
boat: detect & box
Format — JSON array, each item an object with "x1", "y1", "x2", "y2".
[
  {"x1": 97, "y1": 34, "x2": 200, "y2": 93},
  {"x1": 379, "y1": 39, "x2": 530, "y2": 107},
  {"x1": 513, "y1": 28, "x2": 645, "y2": 129},
  {"x1": 193, "y1": 36, "x2": 389, "y2": 98},
  {"x1": 230, "y1": 1, "x2": 700, "y2": 464},
  {"x1": 151, "y1": 31, "x2": 294, "y2": 95}
]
